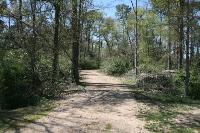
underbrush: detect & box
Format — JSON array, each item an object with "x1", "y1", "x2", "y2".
[
  {"x1": 134, "y1": 88, "x2": 200, "y2": 133},
  {"x1": 139, "y1": 55, "x2": 165, "y2": 74},
  {"x1": 79, "y1": 57, "x2": 99, "y2": 70},
  {"x1": 121, "y1": 70, "x2": 200, "y2": 132},
  {"x1": 101, "y1": 57, "x2": 131, "y2": 76},
  {"x1": 0, "y1": 53, "x2": 41, "y2": 109},
  {"x1": 173, "y1": 57, "x2": 200, "y2": 100},
  {"x1": 0, "y1": 51, "x2": 71, "y2": 110}
]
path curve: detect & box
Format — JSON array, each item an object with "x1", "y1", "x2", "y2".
[{"x1": 7, "y1": 70, "x2": 148, "y2": 133}]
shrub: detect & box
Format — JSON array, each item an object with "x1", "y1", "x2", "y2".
[
  {"x1": 137, "y1": 73, "x2": 177, "y2": 94},
  {"x1": 79, "y1": 58, "x2": 99, "y2": 70},
  {"x1": 37, "y1": 56, "x2": 71, "y2": 98},
  {"x1": 101, "y1": 57, "x2": 131, "y2": 76},
  {"x1": 189, "y1": 82, "x2": 200, "y2": 100},
  {"x1": 140, "y1": 57, "x2": 164, "y2": 74},
  {"x1": 0, "y1": 60, "x2": 40, "y2": 109},
  {"x1": 189, "y1": 57, "x2": 200, "y2": 99},
  {"x1": 172, "y1": 57, "x2": 200, "y2": 99},
  {"x1": 172, "y1": 70, "x2": 185, "y2": 94}
]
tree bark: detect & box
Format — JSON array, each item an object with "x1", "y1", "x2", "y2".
[
  {"x1": 179, "y1": 0, "x2": 184, "y2": 69},
  {"x1": 134, "y1": 0, "x2": 139, "y2": 76},
  {"x1": 104, "y1": 36, "x2": 112, "y2": 57},
  {"x1": 71, "y1": 0, "x2": 80, "y2": 84},
  {"x1": 18, "y1": 0, "x2": 22, "y2": 33},
  {"x1": 197, "y1": 41, "x2": 199, "y2": 55},
  {"x1": 185, "y1": 0, "x2": 190, "y2": 97},
  {"x1": 190, "y1": 27, "x2": 194, "y2": 63},
  {"x1": 78, "y1": 0, "x2": 83, "y2": 60},
  {"x1": 52, "y1": 0, "x2": 61, "y2": 83},
  {"x1": 30, "y1": 0, "x2": 38, "y2": 89},
  {"x1": 167, "y1": 1, "x2": 172, "y2": 70}
]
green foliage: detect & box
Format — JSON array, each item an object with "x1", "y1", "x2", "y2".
[
  {"x1": 173, "y1": 70, "x2": 185, "y2": 94},
  {"x1": 189, "y1": 57, "x2": 200, "y2": 99},
  {"x1": 139, "y1": 40, "x2": 164, "y2": 74},
  {"x1": 79, "y1": 57, "x2": 99, "y2": 70},
  {"x1": 37, "y1": 55, "x2": 71, "y2": 98},
  {"x1": 172, "y1": 58, "x2": 200, "y2": 99},
  {"x1": 0, "y1": 57, "x2": 40, "y2": 109},
  {"x1": 105, "y1": 123, "x2": 112, "y2": 130},
  {"x1": 140, "y1": 61, "x2": 164, "y2": 73},
  {"x1": 101, "y1": 57, "x2": 131, "y2": 76},
  {"x1": 132, "y1": 87, "x2": 200, "y2": 133}
]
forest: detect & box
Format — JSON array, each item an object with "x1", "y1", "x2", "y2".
[{"x1": 0, "y1": 0, "x2": 200, "y2": 132}]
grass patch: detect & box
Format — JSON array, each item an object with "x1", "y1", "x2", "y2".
[
  {"x1": 0, "y1": 99, "x2": 54, "y2": 132},
  {"x1": 139, "y1": 108, "x2": 199, "y2": 133},
  {"x1": 134, "y1": 89, "x2": 200, "y2": 133},
  {"x1": 105, "y1": 123, "x2": 112, "y2": 130},
  {"x1": 120, "y1": 76, "x2": 137, "y2": 85},
  {"x1": 121, "y1": 75, "x2": 200, "y2": 132}
]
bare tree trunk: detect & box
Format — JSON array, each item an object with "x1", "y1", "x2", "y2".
[
  {"x1": 98, "y1": 35, "x2": 101, "y2": 68},
  {"x1": 167, "y1": 1, "x2": 172, "y2": 70},
  {"x1": 52, "y1": 0, "x2": 61, "y2": 83},
  {"x1": 18, "y1": 0, "x2": 22, "y2": 33},
  {"x1": 8, "y1": 12, "x2": 11, "y2": 29},
  {"x1": 179, "y1": 0, "x2": 184, "y2": 69},
  {"x1": 78, "y1": 0, "x2": 83, "y2": 60},
  {"x1": 87, "y1": 28, "x2": 91, "y2": 52},
  {"x1": 197, "y1": 41, "x2": 199, "y2": 55},
  {"x1": 72, "y1": 0, "x2": 80, "y2": 84},
  {"x1": 159, "y1": 13, "x2": 162, "y2": 56},
  {"x1": 167, "y1": 37, "x2": 172, "y2": 70},
  {"x1": 131, "y1": 0, "x2": 139, "y2": 76},
  {"x1": 30, "y1": 0, "x2": 38, "y2": 88},
  {"x1": 190, "y1": 27, "x2": 194, "y2": 63},
  {"x1": 176, "y1": 42, "x2": 179, "y2": 69},
  {"x1": 92, "y1": 42, "x2": 94, "y2": 52},
  {"x1": 185, "y1": 0, "x2": 190, "y2": 97}
]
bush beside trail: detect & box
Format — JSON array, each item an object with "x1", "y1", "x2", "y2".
[{"x1": 101, "y1": 57, "x2": 131, "y2": 76}]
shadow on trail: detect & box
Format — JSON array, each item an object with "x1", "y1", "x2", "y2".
[
  {"x1": 0, "y1": 108, "x2": 50, "y2": 133},
  {"x1": 80, "y1": 82, "x2": 128, "y2": 88},
  {"x1": 2, "y1": 69, "x2": 200, "y2": 133}
]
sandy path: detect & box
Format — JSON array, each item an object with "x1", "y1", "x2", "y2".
[{"x1": 7, "y1": 70, "x2": 148, "y2": 133}]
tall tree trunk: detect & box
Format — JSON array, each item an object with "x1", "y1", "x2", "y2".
[
  {"x1": 190, "y1": 27, "x2": 194, "y2": 63},
  {"x1": 131, "y1": 0, "x2": 139, "y2": 76},
  {"x1": 185, "y1": 0, "x2": 190, "y2": 97},
  {"x1": 87, "y1": 27, "x2": 91, "y2": 52},
  {"x1": 71, "y1": 0, "x2": 80, "y2": 84},
  {"x1": 98, "y1": 36, "x2": 101, "y2": 68},
  {"x1": 104, "y1": 36, "x2": 112, "y2": 57},
  {"x1": 167, "y1": 1, "x2": 172, "y2": 70},
  {"x1": 18, "y1": 0, "x2": 22, "y2": 33},
  {"x1": 78, "y1": 0, "x2": 83, "y2": 60},
  {"x1": 197, "y1": 41, "x2": 199, "y2": 55},
  {"x1": 159, "y1": 13, "x2": 162, "y2": 51},
  {"x1": 52, "y1": 0, "x2": 61, "y2": 83},
  {"x1": 179, "y1": 0, "x2": 184, "y2": 69},
  {"x1": 30, "y1": 0, "x2": 38, "y2": 89},
  {"x1": 167, "y1": 35, "x2": 172, "y2": 70}
]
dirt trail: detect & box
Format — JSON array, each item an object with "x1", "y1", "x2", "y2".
[{"x1": 7, "y1": 70, "x2": 148, "y2": 133}]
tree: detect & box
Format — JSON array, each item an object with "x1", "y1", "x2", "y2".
[
  {"x1": 178, "y1": 0, "x2": 184, "y2": 69},
  {"x1": 116, "y1": 4, "x2": 131, "y2": 44},
  {"x1": 71, "y1": 0, "x2": 80, "y2": 84},
  {"x1": 52, "y1": 0, "x2": 61, "y2": 84},
  {"x1": 100, "y1": 17, "x2": 116, "y2": 57},
  {"x1": 130, "y1": 0, "x2": 139, "y2": 75},
  {"x1": 184, "y1": 0, "x2": 190, "y2": 96}
]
